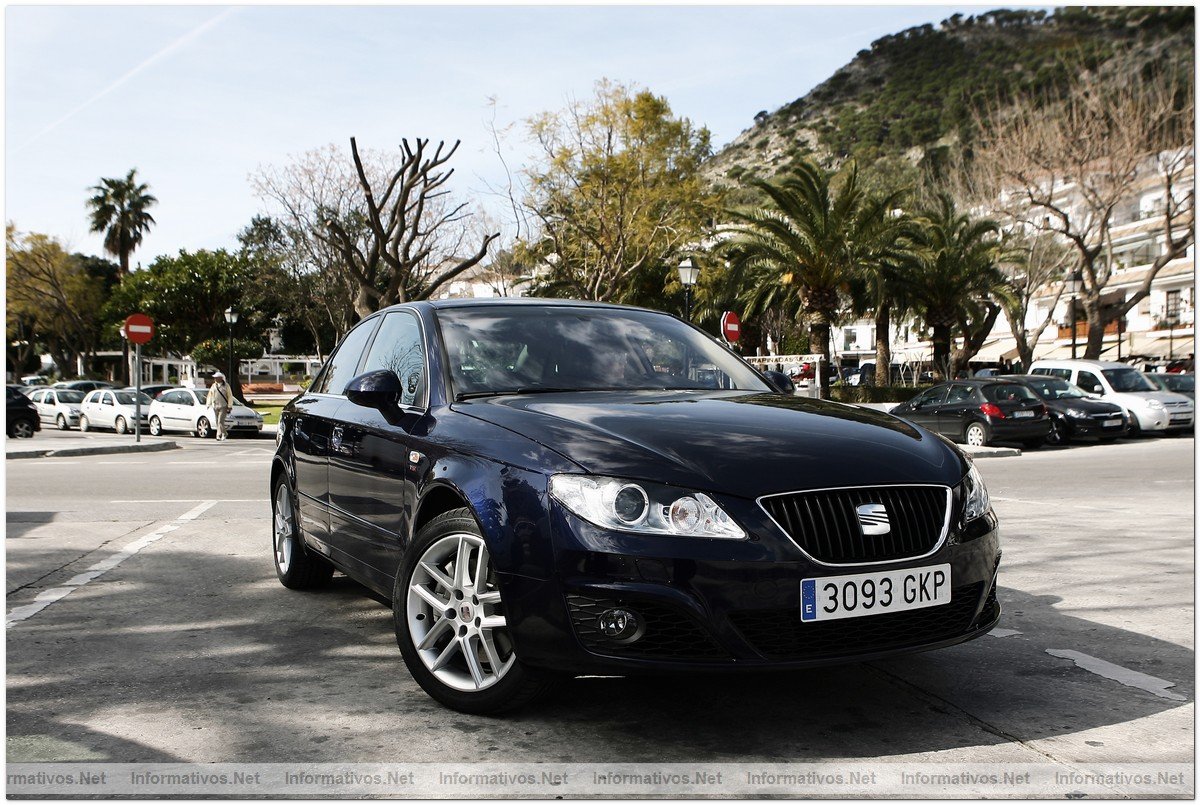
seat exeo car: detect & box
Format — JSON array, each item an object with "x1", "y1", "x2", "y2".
[{"x1": 271, "y1": 300, "x2": 1001, "y2": 713}]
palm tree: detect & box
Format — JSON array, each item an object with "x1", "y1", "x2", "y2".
[
  {"x1": 86, "y1": 169, "x2": 157, "y2": 278},
  {"x1": 721, "y1": 160, "x2": 911, "y2": 392},
  {"x1": 905, "y1": 194, "x2": 1011, "y2": 380}
]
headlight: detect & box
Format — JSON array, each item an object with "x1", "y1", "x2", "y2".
[
  {"x1": 1066, "y1": 407, "x2": 1089, "y2": 419},
  {"x1": 1147, "y1": 398, "x2": 1164, "y2": 409},
  {"x1": 960, "y1": 463, "x2": 990, "y2": 523},
  {"x1": 549, "y1": 474, "x2": 745, "y2": 539}
]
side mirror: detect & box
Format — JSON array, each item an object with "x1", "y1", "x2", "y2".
[
  {"x1": 345, "y1": 369, "x2": 403, "y2": 410},
  {"x1": 761, "y1": 370, "x2": 795, "y2": 396}
]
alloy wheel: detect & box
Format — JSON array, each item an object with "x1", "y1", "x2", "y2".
[
  {"x1": 406, "y1": 533, "x2": 515, "y2": 693},
  {"x1": 12, "y1": 420, "x2": 33, "y2": 438},
  {"x1": 149, "y1": 417, "x2": 162, "y2": 437},
  {"x1": 56, "y1": 414, "x2": 69, "y2": 431},
  {"x1": 274, "y1": 483, "x2": 294, "y2": 574},
  {"x1": 1047, "y1": 418, "x2": 1065, "y2": 445},
  {"x1": 965, "y1": 423, "x2": 986, "y2": 447},
  {"x1": 115, "y1": 417, "x2": 128, "y2": 435},
  {"x1": 196, "y1": 418, "x2": 210, "y2": 438}
]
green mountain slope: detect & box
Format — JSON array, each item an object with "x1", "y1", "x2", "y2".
[{"x1": 708, "y1": 7, "x2": 1194, "y2": 189}]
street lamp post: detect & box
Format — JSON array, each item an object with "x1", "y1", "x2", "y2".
[
  {"x1": 224, "y1": 307, "x2": 239, "y2": 386},
  {"x1": 1068, "y1": 271, "x2": 1083, "y2": 360},
  {"x1": 677, "y1": 258, "x2": 700, "y2": 322}
]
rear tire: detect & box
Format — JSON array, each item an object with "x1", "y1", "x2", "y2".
[
  {"x1": 271, "y1": 475, "x2": 333, "y2": 590},
  {"x1": 11, "y1": 419, "x2": 34, "y2": 438},
  {"x1": 964, "y1": 422, "x2": 988, "y2": 447},
  {"x1": 196, "y1": 417, "x2": 212, "y2": 439},
  {"x1": 393, "y1": 507, "x2": 556, "y2": 714}
]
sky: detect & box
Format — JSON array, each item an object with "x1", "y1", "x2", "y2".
[{"x1": 6, "y1": 4, "x2": 981, "y2": 263}]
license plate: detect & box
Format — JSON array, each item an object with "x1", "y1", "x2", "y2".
[
  {"x1": 1013, "y1": 410, "x2": 1035, "y2": 418},
  {"x1": 1104, "y1": 418, "x2": 1122, "y2": 427},
  {"x1": 801, "y1": 563, "x2": 951, "y2": 622}
]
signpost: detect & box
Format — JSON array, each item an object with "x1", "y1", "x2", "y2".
[
  {"x1": 721, "y1": 311, "x2": 741, "y2": 344},
  {"x1": 122, "y1": 314, "x2": 155, "y2": 443}
]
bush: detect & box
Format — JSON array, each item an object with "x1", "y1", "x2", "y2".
[{"x1": 829, "y1": 385, "x2": 933, "y2": 404}]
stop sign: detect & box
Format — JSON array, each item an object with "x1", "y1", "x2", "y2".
[
  {"x1": 721, "y1": 311, "x2": 741, "y2": 343},
  {"x1": 123, "y1": 313, "x2": 155, "y2": 345}
]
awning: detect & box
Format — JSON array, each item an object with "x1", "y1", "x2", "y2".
[
  {"x1": 1123, "y1": 334, "x2": 1196, "y2": 358},
  {"x1": 970, "y1": 337, "x2": 1019, "y2": 363}
]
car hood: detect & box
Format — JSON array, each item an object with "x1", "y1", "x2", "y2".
[
  {"x1": 453, "y1": 390, "x2": 967, "y2": 499},
  {"x1": 1110, "y1": 390, "x2": 1194, "y2": 408},
  {"x1": 1047, "y1": 397, "x2": 1125, "y2": 415}
]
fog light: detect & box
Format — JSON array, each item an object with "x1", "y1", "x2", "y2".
[{"x1": 598, "y1": 608, "x2": 642, "y2": 642}]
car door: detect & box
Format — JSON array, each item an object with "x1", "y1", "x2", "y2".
[
  {"x1": 327, "y1": 310, "x2": 427, "y2": 579},
  {"x1": 30, "y1": 391, "x2": 49, "y2": 422},
  {"x1": 936, "y1": 383, "x2": 981, "y2": 437},
  {"x1": 900, "y1": 385, "x2": 948, "y2": 430},
  {"x1": 291, "y1": 316, "x2": 382, "y2": 563},
  {"x1": 157, "y1": 390, "x2": 185, "y2": 430},
  {"x1": 95, "y1": 392, "x2": 117, "y2": 428}
]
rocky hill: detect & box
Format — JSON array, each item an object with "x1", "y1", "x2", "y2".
[{"x1": 707, "y1": 7, "x2": 1194, "y2": 192}]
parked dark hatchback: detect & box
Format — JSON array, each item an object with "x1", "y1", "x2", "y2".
[
  {"x1": 891, "y1": 378, "x2": 1051, "y2": 448},
  {"x1": 6, "y1": 385, "x2": 41, "y2": 438},
  {"x1": 272, "y1": 300, "x2": 1001, "y2": 713},
  {"x1": 998, "y1": 374, "x2": 1127, "y2": 444}
]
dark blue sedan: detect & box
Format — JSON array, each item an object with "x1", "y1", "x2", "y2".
[{"x1": 272, "y1": 300, "x2": 1001, "y2": 713}]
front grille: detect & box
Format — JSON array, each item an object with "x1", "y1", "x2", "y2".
[
  {"x1": 730, "y1": 582, "x2": 987, "y2": 661},
  {"x1": 760, "y1": 486, "x2": 948, "y2": 564},
  {"x1": 1165, "y1": 400, "x2": 1190, "y2": 408},
  {"x1": 566, "y1": 594, "x2": 728, "y2": 661}
]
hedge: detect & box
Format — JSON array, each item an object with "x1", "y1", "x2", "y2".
[{"x1": 828, "y1": 385, "x2": 933, "y2": 404}]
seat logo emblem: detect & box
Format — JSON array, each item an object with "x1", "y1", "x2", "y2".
[{"x1": 856, "y1": 503, "x2": 890, "y2": 536}]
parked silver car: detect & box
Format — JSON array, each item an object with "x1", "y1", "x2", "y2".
[
  {"x1": 29, "y1": 388, "x2": 86, "y2": 430},
  {"x1": 79, "y1": 389, "x2": 152, "y2": 434},
  {"x1": 147, "y1": 388, "x2": 263, "y2": 438}
]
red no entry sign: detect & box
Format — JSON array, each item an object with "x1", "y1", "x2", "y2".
[
  {"x1": 123, "y1": 313, "x2": 155, "y2": 345},
  {"x1": 721, "y1": 311, "x2": 741, "y2": 343}
]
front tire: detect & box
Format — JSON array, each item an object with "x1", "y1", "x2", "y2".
[
  {"x1": 1126, "y1": 414, "x2": 1142, "y2": 438},
  {"x1": 196, "y1": 417, "x2": 212, "y2": 439},
  {"x1": 79, "y1": 415, "x2": 91, "y2": 433},
  {"x1": 114, "y1": 416, "x2": 128, "y2": 435},
  {"x1": 11, "y1": 419, "x2": 34, "y2": 438},
  {"x1": 1046, "y1": 417, "x2": 1068, "y2": 446},
  {"x1": 56, "y1": 414, "x2": 70, "y2": 431},
  {"x1": 149, "y1": 416, "x2": 163, "y2": 437},
  {"x1": 271, "y1": 475, "x2": 333, "y2": 589},
  {"x1": 964, "y1": 422, "x2": 988, "y2": 447},
  {"x1": 394, "y1": 507, "x2": 555, "y2": 714}
]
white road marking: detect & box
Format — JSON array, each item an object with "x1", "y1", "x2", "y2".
[
  {"x1": 1046, "y1": 649, "x2": 1186, "y2": 702},
  {"x1": 6, "y1": 500, "x2": 218, "y2": 628},
  {"x1": 989, "y1": 628, "x2": 1022, "y2": 638},
  {"x1": 98, "y1": 461, "x2": 147, "y2": 465}
]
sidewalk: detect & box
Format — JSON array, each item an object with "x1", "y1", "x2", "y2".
[{"x1": 6, "y1": 430, "x2": 180, "y2": 460}]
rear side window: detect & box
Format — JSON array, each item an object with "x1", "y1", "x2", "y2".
[
  {"x1": 984, "y1": 383, "x2": 1039, "y2": 403},
  {"x1": 360, "y1": 312, "x2": 426, "y2": 406},
  {"x1": 30, "y1": 391, "x2": 45, "y2": 403},
  {"x1": 314, "y1": 318, "x2": 381, "y2": 396}
]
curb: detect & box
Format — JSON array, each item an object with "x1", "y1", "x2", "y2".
[
  {"x1": 963, "y1": 446, "x2": 1022, "y2": 459},
  {"x1": 7, "y1": 441, "x2": 180, "y2": 460}
]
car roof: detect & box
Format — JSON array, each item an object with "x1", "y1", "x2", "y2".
[
  {"x1": 379, "y1": 297, "x2": 668, "y2": 316},
  {"x1": 1029, "y1": 359, "x2": 1130, "y2": 369}
]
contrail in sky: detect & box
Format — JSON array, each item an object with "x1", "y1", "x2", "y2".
[{"x1": 16, "y1": 7, "x2": 238, "y2": 153}]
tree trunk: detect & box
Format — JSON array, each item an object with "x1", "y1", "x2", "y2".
[
  {"x1": 931, "y1": 323, "x2": 952, "y2": 381},
  {"x1": 874, "y1": 302, "x2": 891, "y2": 387},
  {"x1": 1083, "y1": 298, "x2": 1105, "y2": 359},
  {"x1": 809, "y1": 318, "x2": 832, "y2": 396}
]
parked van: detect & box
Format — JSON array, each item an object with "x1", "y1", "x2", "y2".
[{"x1": 1028, "y1": 359, "x2": 1194, "y2": 435}]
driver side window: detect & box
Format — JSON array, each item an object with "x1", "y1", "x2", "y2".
[
  {"x1": 360, "y1": 312, "x2": 426, "y2": 407},
  {"x1": 1077, "y1": 371, "x2": 1104, "y2": 394}
]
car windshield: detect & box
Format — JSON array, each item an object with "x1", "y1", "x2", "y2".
[
  {"x1": 437, "y1": 306, "x2": 770, "y2": 398},
  {"x1": 982, "y1": 383, "x2": 1038, "y2": 403},
  {"x1": 57, "y1": 391, "x2": 86, "y2": 404},
  {"x1": 1023, "y1": 377, "x2": 1086, "y2": 400},
  {"x1": 1102, "y1": 368, "x2": 1154, "y2": 392},
  {"x1": 114, "y1": 392, "x2": 152, "y2": 406},
  {"x1": 1163, "y1": 374, "x2": 1195, "y2": 392}
]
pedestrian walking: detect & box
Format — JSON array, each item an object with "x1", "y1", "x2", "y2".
[{"x1": 206, "y1": 372, "x2": 233, "y2": 441}]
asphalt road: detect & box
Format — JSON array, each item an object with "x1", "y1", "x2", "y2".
[{"x1": 5, "y1": 430, "x2": 1194, "y2": 795}]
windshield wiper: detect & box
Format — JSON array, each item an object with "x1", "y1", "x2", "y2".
[{"x1": 455, "y1": 387, "x2": 587, "y2": 401}]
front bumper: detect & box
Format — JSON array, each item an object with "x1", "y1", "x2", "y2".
[
  {"x1": 501, "y1": 506, "x2": 1001, "y2": 675},
  {"x1": 985, "y1": 417, "x2": 1051, "y2": 441},
  {"x1": 1133, "y1": 407, "x2": 1194, "y2": 432},
  {"x1": 1062, "y1": 413, "x2": 1126, "y2": 438}
]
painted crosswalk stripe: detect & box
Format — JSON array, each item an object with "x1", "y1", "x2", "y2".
[
  {"x1": 1046, "y1": 649, "x2": 1186, "y2": 701},
  {"x1": 6, "y1": 500, "x2": 217, "y2": 628}
]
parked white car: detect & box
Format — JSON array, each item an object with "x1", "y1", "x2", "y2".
[
  {"x1": 79, "y1": 389, "x2": 152, "y2": 434},
  {"x1": 147, "y1": 387, "x2": 263, "y2": 438},
  {"x1": 1029, "y1": 359, "x2": 1194, "y2": 435},
  {"x1": 29, "y1": 388, "x2": 86, "y2": 430}
]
